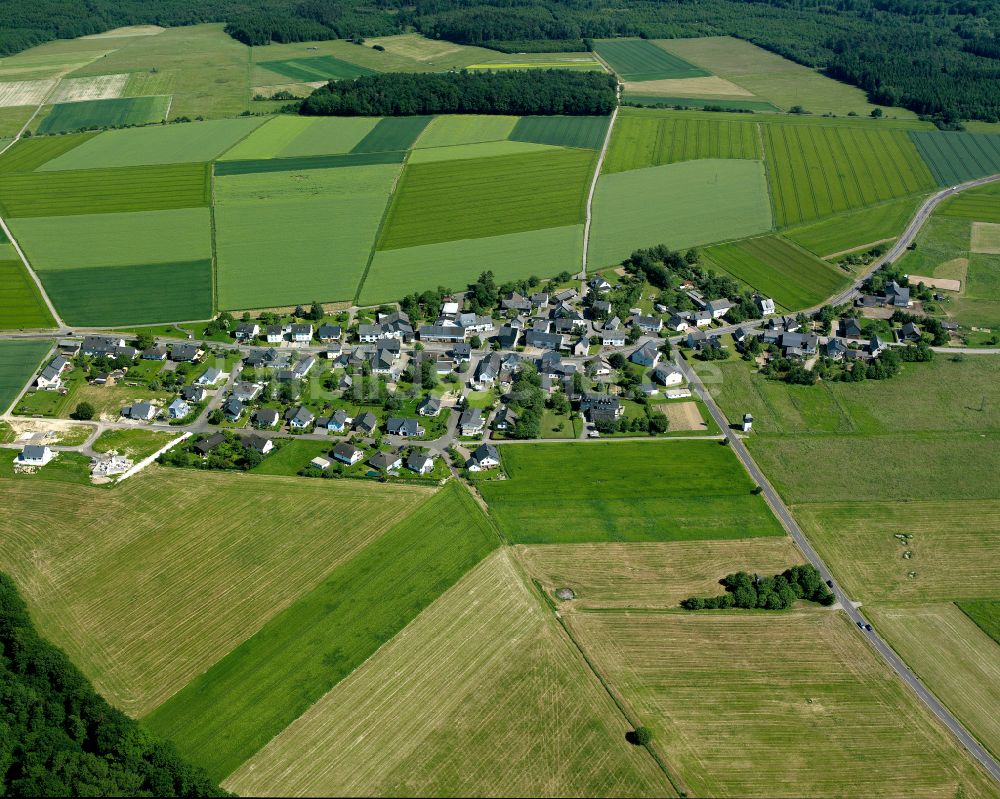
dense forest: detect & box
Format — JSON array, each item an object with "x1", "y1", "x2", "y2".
[
  {"x1": 0, "y1": 572, "x2": 227, "y2": 797},
  {"x1": 299, "y1": 70, "x2": 617, "y2": 116},
  {"x1": 1, "y1": 0, "x2": 998, "y2": 121}
]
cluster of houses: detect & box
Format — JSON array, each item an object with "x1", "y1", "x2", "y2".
[{"x1": 856, "y1": 280, "x2": 911, "y2": 310}]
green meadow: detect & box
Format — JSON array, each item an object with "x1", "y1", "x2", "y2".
[
  {"x1": 0, "y1": 339, "x2": 51, "y2": 412},
  {"x1": 219, "y1": 116, "x2": 381, "y2": 160},
  {"x1": 783, "y1": 195, "x2": 925, "y2": 257},
  {"x1": 593, "y1": 39, "x2": 710, "y2": 81},
  {"x1": 36, "y1": 95, "x2": 169, "y2": 134},
  {"x1": 0, "y1": 260, "x2": 55, "y2": 329}
]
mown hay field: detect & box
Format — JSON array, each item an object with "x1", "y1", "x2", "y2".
[
  {"x1": 11, "y1": 207, "x2": 211, "y2": 270},
  {"x1": 218, "y1": 115, "x2": 381, "y2": 161},
  {"x1": 509, "y1": 114, "x2": 611, "y2": 150},
  {"x1": 909, "y1": 131, "x2": 1000, "y2": 186},
  {"x1": 36, "y1": 115, "x2": 267, "y2": 170},
  {"x1": 764, "y1": 123, "x2": 935, "y2": 226},
  {"x1": 570, "y1": 610, "x2": 997, "y2": 797},
  {"x1": 0, "y1": 132, "x2": 96, "y2": 172},
  {"x1": 406, "y1": 139, "x2": 558, "y2": 164},
  {"x1": 0, "y1": 78, "x2": 57, "y2": 107},
  {"x1": 783, "y1": 195, "x2": 925, "y2": 257},
  {"x1": 378, "y1": 148, "x2": 595, "y2": 250},
  {"x1": 793, "y1": 499, "x2": 1000, "y2": 604},
  {"x1": 359, "y1": 224, "x2": 583, "y2": 305},
  {"x1": 0, "y1": 467, "x2": 432, "y2": 717},
  {"x1": 479, "y1": 441, "x2": 784, "y2": 544},
  {"x1": 257, "y1": 54, "x2": 377, "y2": 83},
  {"x1": 0, "y1": 339, "x2": 50, "y2": 411},
  {"x1": 520, "y1": 537, "x2": 803, "y2": 610},
  {"x1": 49, "y1": 73, "x2": 127, "y2": 103},
  {"x1": 225, "y1": 551, "x2": 671, "y2": 798},
  {"x1": 215, "y1": 163, "x2": 401, "y2": 309},
  {"x1": 36, "y1": 95, "x2": 169, "y2": 134},
  {"x1": 414, "y1": 114, "x2": 519, "y2": 148},
  {"x1": 0, "y1": 259, "x2": 55, "y2": 329},
  {"x1": 351, "y1": 115, "x2": 432, "y2": 153},
  {"x1": 589, "y1": 159, "x2": 773, "y2": 268},
  {"x1": 0, "y1": 162, "x2": 210, "y2": 217},
  {"x1": 868, "y1": 603, "x2": 1000, "y2": 759},
  {"x1": 603, "y1": 112, "x2": 760, "y2": 172},
  {"x1": 939, "y1": 182, "x2": 1000, "y2": 223},
  {"x1": 593, "y1": 39, "x2": 709, "y2": 82},
  {"x1": 959, "y1": 600, "x2": 1000, "y2": 643},
  {"x1": 702, "y1": 235, "x2": 848, "y2": 310},
  {"x1": 214, "y1": 149, "x2": 404, "y2": 176},
  {"x1": 145, "y1": 482, "x2": 498, "y2": 782}
]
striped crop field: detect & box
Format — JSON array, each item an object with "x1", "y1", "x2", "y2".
[
  {"x1": 0, "y1": 162, "x2": 209, "y2": 217},
  {"x1": 783, "y1": 195, "x2": 925, "y2": 258},
  {"x1": 350, "y1": 115, "x2": 432, "y2": 153},
  {"x1": 0, "y1": 260, "x2": 55, "y2": 329},
  {"x1": 604, "y1": 111, "x2": 760, "y2": 172},
  {"x1": 0, "y1": 468, "x2": 432, "y2": 719},
  {"x1": 0, "y1": 133, "x2": 97, "y2": 173},
  {"x1": 145, "y1": 482, "x2": 498, "y2": 782},
  {"x1": 225, "y1": 551, "x2": 670, "y2": 797},
  {"x1": 593, "y1": 39, "x2": 710, "y2": 81},
  {"x1": 257, "y1": 54, "x2": 377, "y2": 82},
  {"x1": 909, "y1": 131, "x2": 1000, "y2": 186},
  {"x1": 414, "y1": 115, "x2": 519, "y2": 148},
  {"x1": 764, "y1": 123, "x2": 936, "y2": 226},
  {"x1": 508, "y1": 115, "x2": 611, "y2": 150},
  {"x1": 0, "y1": 339, "x2": 51, "y2": 412},
  {"x1": 218, "y1": 116, "x2": 381, "y2": 161},
  {"x1": 939, "y1": 183, "x2": 1000, "y2": 223},
  {"x1": 36, "y1": 95, "x2": 169, "y2": 134},
  {"x1": 214, "y1": 150, "x2": 404, "y2": 176},
  {"x1": 702, "y1": 235, "x2": 850, "y2": 310},
  {"x1": 377, "y1": 148, "x2": 595, "y2": 250}
]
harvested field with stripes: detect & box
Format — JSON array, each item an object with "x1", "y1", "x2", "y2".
[
  {"x1": 0, "y1": 78, "x2": 57, "y2": 107},
  {"x1": 0, "y1": 133, "x2": 96, "y2": 172},
  {"x1": 0, "y1": 468, "x2": 432, "y2": 718},
  {"x1": 225, "y1": 551, "x2": 671, "y2": 797},
  {"x1": 49, "y1": 73, "x2": 127, "y2": 103},
  {"x1": 909, "y1": 131, "x2": 1000, "y2": 185},
  {"x1": 604, "y1": 111, "x2": 760, "y2": 172},
  {"x1": 763, "y1": 123, "x2": 935, "y2": 225},
  {"x1": 570, "y1": 611, "x2": 998, "y2": 797}
]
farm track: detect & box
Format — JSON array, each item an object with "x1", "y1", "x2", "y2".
[{"x1": 581, "y1": 97, "x2": 619, "y2": 280}]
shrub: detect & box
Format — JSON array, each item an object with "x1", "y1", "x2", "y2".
[{"x1": 70, "y1": 401, "x2": 94, "y2": 420}]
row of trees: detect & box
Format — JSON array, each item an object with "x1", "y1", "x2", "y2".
[
  {"x1": 299, "y1": 70, "x2": 617, "y2": 116},
  {"x1": 681, "y1": 564, "x2": 835, "y2": 611},
  {"x1": 0, "y1": 572, "x2": 227, "y2": 796}
]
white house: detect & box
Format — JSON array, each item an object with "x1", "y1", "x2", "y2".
[
  {"x1": 17, "y1": 444, "x2": 54, "y2": 467},
  {"x1": 756, "y1": 296, "x2": 776, "y2": 316},
  {"x1": 333, "y1": 442, "x2": 364, "y2": 465},
  {"x1": 35, "y1": 356, "x2": 70, "y2": 390},
  {"x1": 467, "y1": 443, "x2": 500, "y2": 471},
  {"x1": 654, "y1": 365, "x2": 684, "y2": 386},
  {"x1": 195, "y1": 367, "x2": 225, "y2": 386},
  {"x1": 290, "y1": 323, "x2": 313, "y2": 343},
  {"x1": 665, "y1": 387, "x2": 692, "y2": 399},
  {"x1": 167, "y1": 398, "x2": 191, "y2": 419}
]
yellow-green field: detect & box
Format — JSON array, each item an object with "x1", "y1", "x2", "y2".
[
  {"x1": 226, "y1": 550, "x2": 672, "y2": 797},
  {"x1": 0, "y1": 467, "x2": 431, "y2": 716},
  {"x1": 570, "y1": 610, "x2": 997, "y2": 797}
]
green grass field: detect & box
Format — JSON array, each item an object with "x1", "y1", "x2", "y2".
[
  {"x1": 604, "y1": 111, "x2": 760, "y2": 172},
  {"x1": 764, "y1": 123, "x2": 935, "y2": 226},
  {"x1": 0, "y1": 339, "x2": 50, "y2": 412},
  {"x1": 702, "y1": 235, "x2": 850, "y2": 310},
  {"x1": 939, "y1": 182, "x2": 1000, "y2": 223},
  {"x1": 593, "y1": 39, "x2": 710, "y2": 82},
  {"x1": 414, "y1": 115, "x2": 518, "y2": 148},
  {"x1": 219, "y1": 116, "x2": 380, "y2": 161},
  {"x1": 145, "y1": 482, "x2": 497, "y2": 782},
  {"x1": 508, "y1": 115, "x2": 611, "y2": 150},
  {"x1": 257, "y1": 54, "x2": 377, "y2": 82},
  {"x1": 958, "y1": 600, "x2": 1000, "y2": 644},
  {"x1": 783, "y1": 195, "x2": 925, "y2": 257},
  {"x1": 351, "y1": 115, "x2": 432, "y2": 153},
  {"x1": 0, "y1": 133, "x2": 96, "y2": 172},
  {"x1": 249, "y1": 439, "x2": 330, "y2": 476},
  {"x1": 571, "y1": 611, "x2": 997, "y2": 797},
  {"x1": 0, "y1": 260, "x2": 55, "y2": 328},
  {"x1": 41, "y1": 259, "x2": 212, "y2": 325},
  {"x1": 225, "y1": 551, "x2": 672, "y2": 797},
  {"x1": 359, "y1": 223, "x2": 583, "y2": 304},
  {"x1": 0, "y1": 162, "x2": 209, "y2": 217},
  {"x1": 215, "y1": 163, "x2": 401, "y2": 309},
  {"x1": 406, "y1": 139, "x2": 559, "y2": 164},
  {"x1": 909, "y1": 131, "x2": 1000, "y2": 185},
  {"x1": 91, "y1": 428, "x2": 178, "y2": 461},
  {"x1": 11, "y1": 207, "x2": 211, "y2": 270},
  {"x1": 624, "y1": 95, "x2": 781, "y2": 112},
  {"x1": 377, "y1": 148, "x2": 595, "y2": 250},
  {"x1": 589, "y1": 159, "x2": 773, "y2": 268},
  {"x1": 37, "y1": 116, "x2": 267, "y2": 170},
  {"x1": 36, "y1": 95, "x2": 169, "y2": 134},
  {"x1": 479, "y1": 441, "x2": 783, "y2": 544}
]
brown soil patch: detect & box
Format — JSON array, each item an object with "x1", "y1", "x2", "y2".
[{"x1": 661, "y1": 401, "x2": 704, "y2": 431}]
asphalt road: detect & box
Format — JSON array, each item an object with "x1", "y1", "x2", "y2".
[{"x1": 677, "y1": 353, "x2": 1000, "y2": 785}]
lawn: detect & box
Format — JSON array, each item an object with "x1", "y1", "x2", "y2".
[
  {"x1": 377, "y1": 148, "x2": 595, "y2": 250},
  {"x1": 782, "y1": 195, "x2": 925, "y2": 257},
  {"x1": 41, "y1": 259, "x2": 212, "y2": 326},
  {"x1": 0, "y1": 448, "x2": 94, "y2": 486},
  {"x1": 763, "y1": 122, "x2": 935, "y2": 226},
  {"x1": 257, "y1": 54, "x2": 377, "y2": 82},
  {"x1": 36, "y1": 95, "x2": 169, "y2": 134},
  {"x1": 868, "y1": 603, "x2": 1000, "y2": 760},
  {"x1": 144, "y1": 482, "x2": 498, "y2": 782},
  {"x1": 0, "y1": 339, "x2": 51, "y2": 412},
  {"x1": 225, "y1": 551, "x2": 671, "y2": 798},
  {"x1": 36, "y1": 116, "x2": 267, "y2": 170},
  {"x1": 702, "y1": 235, "x2": 849, "y2": 310},
  {"x1": 91, "y1": 428, "x2": 178, "y2": 460},
  {"x1": 603, "y1": 110, "x2": 760, "y2": 172},
  {"x1": 570, "y1": 611, "x2": 996, "y2": 797},
  {"x1": 592, "y1": 39, "x2": 710, "y2": 82},
  {"x1": 359, "y1": 224, "x2": 583, "y2": 305},
  {"x1": 479, "y1": 440, "x2": 784, "y2": 544},
  {"x1": 0, "y1": 260, "x2": 55, "y2": 328},
  {"x1": 249, "y1": 439, "x2": 330, "y2": 476},
  {"x1": 12, "y1": 207, "x2": 211, "y2": 270},
  {"x1": 215, "y1": 163, "x2": 401, "y2": 309},
  {"x1": 958, "y1": 600, "x2": 1000, "y2": 644},
  {"x1": 0, "y1": 468, "x2": 431, "y2": 718},
  {"x1": 909, "y1": 131, "x2": 1000, "y2": 186},
  {"x1": 0, "y1": 162, "x2": 210, "y2": 217},
  {"x1": 520, "y1": 537, "x2": 804, "y2": 610},
  {"x1": 509, "y1": 115, "x2": 611, "y2": 150},
  {"x1": 414, "y1": 114, "x2": 519, "y2": 148},
  {"x1": 589, "y1": 159, "x2": 773, "y2": 269},
  {"x1": 218, "y1": 116, "x2": 381, "y2": 160}
]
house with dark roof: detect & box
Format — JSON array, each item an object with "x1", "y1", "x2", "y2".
[
  {"x1": 243, "y1": 433, "x2": 274, "y2": 455},
  {"x1": 406, "y1": 451, "x2": 434, "y2": 474},
  {"x1": 579, "y1": 392, "x2": 622, "y2": 422},
  {"x1": 317, "y1": 323, "x2": 341, "y2": 342},
  {"x1": 524, "y1": 330, "x2": 564, "y2": 350},
  {"x1": 290, "y1": 323, "x2": 313, "y2": 343},
  {"x1": 285, "y1": 406, "x2": 314, "y2": 429},
  {"x1": 18, "y1": 444, "x2": 54, "y2": 467},
  {"x1": 900, "y1": 321, "x2": 921, "y2": 341},
  {"x1": 886, "y1": 281, "x2": 910, "y2": 308},
  {"x1": 170, "y1": 343, "x2": 202, "y2": 363},
  {"x1": 223, "y1": 397, "x2": 245, "y2": 421},
  {"x1": 232, "y1": 381, "x2": 263, "y2": 403},
  {"x1": 839, "y1": 318, "x2": 863, "y2": 339},
  {"x1": 180, "y1": 385, "x2": 206, "y2": 403},
  {"x1": 194, "y1": 433, "x2": 226, "y2": 456},
  {"x1": 823, "y1": 338, "x2": 848, "y2": 360},
  {"x1": 252, "y1": 408, "x2": 280, "y2": 428},
  {"x1": 418, "y1": 396, "x2": 441, "y2": 417},
  {"x1": 35, "y1": 356, "x2": 70, "y2": 390},
  {"x1": 124, "y1": 401, "x2": 156, "y2": 421},
  {"x1": 387, "y1": 417, "x2": 424, "y2": 437},
  {"x1": 467, "y1": 443, "x2": 500, "y2": 471},
  {"x1": 369, "y1": 450, "x2": 402, "y2": 472},
  {"x1": 333, "y1": 441, "x2": 364, "y2": 465},
  {"x1": 459, "y1": 407, "x2": 485, "y2": 436},
  {"x1": 354, "y1": 412, "x2": 377, "y2": 434},
  {"x1": 419, "y1": 324, "x2": 466, "y2": 343},
  {"x1": 235, "y1": 322, "x2": 259, "y2": 341},
  {"x1": 142, "y1": 346, "x2": 167, "y2": 361},
  {"x1": 630, "y1": 340, "x2": 661, "y2": 368}
]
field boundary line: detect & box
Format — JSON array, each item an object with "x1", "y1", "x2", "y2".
[
  {"x1": 581, "y1": 97, "x2": 619, "y2": 280},
  {"x1": 352, "y1": 151, "x2": 409, "y2": 306},
  {"x1": 208, "y1": 164, "x2": 219, "y2": 314},
  {"x1": 0, "y1": 214, "x2": 63, "y2": 328}
]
